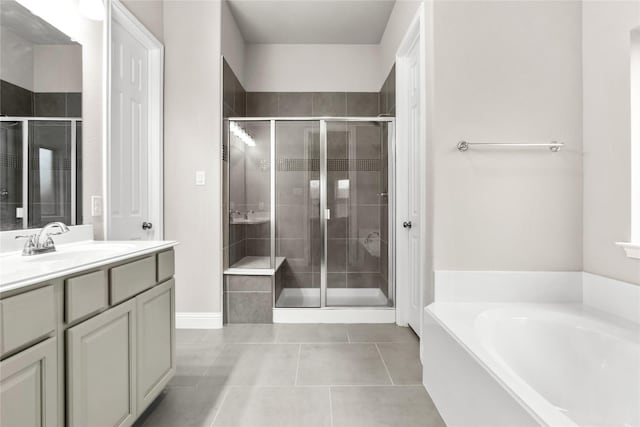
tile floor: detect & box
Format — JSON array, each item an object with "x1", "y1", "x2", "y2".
[{"x1": 134, "y1": 324, "x2": 446, "y2": 427}]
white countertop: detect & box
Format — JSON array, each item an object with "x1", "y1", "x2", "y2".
[{"x1": 0, "y1": 240, "x2": 178, "y2": 293}]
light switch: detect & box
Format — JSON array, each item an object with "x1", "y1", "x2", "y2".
[
  {"x1": 91, "y1": 196, "x2": 102, "y2": 216},
  {"x1": 195, "y1": 170, "x2": 206, "y2": 186}
]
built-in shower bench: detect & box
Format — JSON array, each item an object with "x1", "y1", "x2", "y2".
[
  {"x1": 223, "y1": 256, "x2": 286, "y2": 323},
  {"x1": 225, "y1": 256, "x2": 286, "y2": 274}
]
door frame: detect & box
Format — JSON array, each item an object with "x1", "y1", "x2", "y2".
[
  {"x1": 104, "y1": 0, "x2": 164, "y2": 239},
  {"x1": 395, "y1": 4, "x2": 428, "y2": 335}
]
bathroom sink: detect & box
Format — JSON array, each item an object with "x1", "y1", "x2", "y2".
[{"x1": 20, "y1": 242, "x2": 137, "y2": 263}]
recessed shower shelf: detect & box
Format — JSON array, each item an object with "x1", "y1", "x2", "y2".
[{"x1": 224, "y1": 256, "x2": 286, "y2": 276}]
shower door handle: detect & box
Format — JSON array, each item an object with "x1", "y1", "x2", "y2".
[{"x1": 325, "y1": 209, "x2": 331, "y2": 220}]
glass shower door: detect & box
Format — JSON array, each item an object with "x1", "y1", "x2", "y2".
[
  {"x1": 274, "y1": 121, "x2": 322, "y2": 307},
  {"x1": 324, "y1": 121, "x2": 392, "y2": 307}
]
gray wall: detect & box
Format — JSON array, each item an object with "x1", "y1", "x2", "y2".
[
  {"x1": 163, "y1": 1, "x2": 224, "y2": 314},
  {"x1": 121, "y1": 0, "x2": 164, "y2": 42},
  {"x1": 582, "y1": 1, "x2": 640, "y2": 285},
  {"x1": 431, "y1": 0, "x2": 584, "y2": 272}
]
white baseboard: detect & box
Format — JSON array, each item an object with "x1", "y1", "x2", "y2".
[
  {"x1": 273, "y1": 308, "x2": 396, "y2": 324},
  {"x1": 175, "y1": 312, "x2": 223, "y2": 329}
]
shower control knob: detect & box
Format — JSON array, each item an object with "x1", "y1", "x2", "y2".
[
  {"x1": 403, "y1": 221, "x2": 412, "y2": 229},
  {"x1": 142, "y1": 221, "x2": 153, "y2": 230}
]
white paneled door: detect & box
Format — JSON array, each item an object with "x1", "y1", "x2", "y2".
[
  {"x1": 110, "y1": 18, "x2": 149, "y2": 240},
  {"x1": 108, "y1": 1, "x2": 163, "y2": 241}
]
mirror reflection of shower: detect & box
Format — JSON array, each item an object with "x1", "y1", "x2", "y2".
[
  {"x1": 0, "y1": 0, "x2": 83, "y2": 231},
  {"x1": 0, "y1": 119, "x2": 82, "y2": 231}
]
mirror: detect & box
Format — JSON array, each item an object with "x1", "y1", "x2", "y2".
[{"x1": 0, "y1": 0, "x2": 82, "y2": 231}]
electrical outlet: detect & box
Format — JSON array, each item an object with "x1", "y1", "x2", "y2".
[{"x1": 91, "y1": 196, "x2": 102, "y2": 216}]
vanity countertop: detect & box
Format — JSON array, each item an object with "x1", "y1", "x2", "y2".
[{"x1": 0, "y1": 240, "x2": 178, "y2": 293}]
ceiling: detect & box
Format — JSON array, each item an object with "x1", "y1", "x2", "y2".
[
  {"x1": 0, "y1": 0, "x2": 76, "y2": 45},
  {"x1": 227, "y1": 0, "x2": 396, "y2": 44}
]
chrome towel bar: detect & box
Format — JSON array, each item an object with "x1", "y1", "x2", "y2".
[{"x1": 456, "y1": 141, "x2": 563, "y2": 152}]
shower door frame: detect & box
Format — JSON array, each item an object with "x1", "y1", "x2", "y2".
[
  {"x1": 228, "y1": 116, "x2": 396, "y2": 310},
  {"x1": 0, "y1": 116, "x2": 81, "y2": 229}
]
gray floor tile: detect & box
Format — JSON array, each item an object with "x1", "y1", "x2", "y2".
[
  {"x1": 212, "y1": 386, "x2": 332, "y2": 427},
  {"x1": 175, "y1": 329, "x2": 206, "y2": 345},
  {"x1": 168, "y1": 374, "x2": 202, "y2": 388},
  {"x1": 175, "y1": 343, "x2": 224, "y2": 377},
  {"x1": 330, "y1": 385, "x2": 446, "y2": 427},
  {"x1": 199, "y1": 328, "x2": 227, "y2": 345},
  {"x1": 347, "y1": 324, "x2": 418, "y2": 343},
  {"x1": 276, "y1": 324, "x2": 349, "y2": 343},
  {"x1": 205, "y1": 344, "x2": 299, "y2": 385},
  {"x1": 297, "y1": 343, "x2": 391, "y2": 385},
  {"x1": 135, "y1": 381, "x2": 227, "y2": 427},
  {"x1": 203, "y1": 324, "x2": 280, "y2": 343},
  {"x1": 377, "y1": 342, "x2": 423, "y2": 384}
]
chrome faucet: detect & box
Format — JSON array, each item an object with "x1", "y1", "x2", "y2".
[{"x1": 15, "y1": 222, "x2": 70, "y2": 256}]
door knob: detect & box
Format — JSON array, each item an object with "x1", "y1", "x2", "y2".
[
  {"x1": 403, "y1": 221, "x2": 412, "y2": 229},
  {"x1": 142, "y1": 221, "x2": 153, "y2": 230}
]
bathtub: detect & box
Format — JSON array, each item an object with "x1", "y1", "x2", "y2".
[{"x1": 422, "y1": 303, "x2": 640, "y2": 427}]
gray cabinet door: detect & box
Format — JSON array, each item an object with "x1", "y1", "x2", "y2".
[
  {"x1": 67, "y1": 299, "x2": 136, "y2": 427},
  {"x1": 0, "y1": 337, "x2": 57, "y2": 427},
  {"x1": 136, "y1": 278, "x2": 175, "y2": 413}
]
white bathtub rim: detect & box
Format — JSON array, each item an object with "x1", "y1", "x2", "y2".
[{"x1": 425, "y1": 303, "x2": 603, "y2": 427}]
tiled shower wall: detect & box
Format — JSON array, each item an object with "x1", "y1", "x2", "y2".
[
  {"x1": 223, "y1": 60, "x2": 396, "y2": 299},
  {"x1": 0, "y1": 79, "x2": 82, "y2": 117},
  {"x1": 222, "y1": 59, "x2": 248, "y2": 268}
]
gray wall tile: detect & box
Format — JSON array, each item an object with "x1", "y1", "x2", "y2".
[
  {"x1": 327, "y1": 272, "x2": 347, "y2": 288},
  {"x1": 353, "y1": 124, "x2": 382, "y2": 159},
  {"x1": 0, "y1": 80, "x2": 33, "y2": 116},
  {"x1": 34, "y1": 93, "x2": 66, "y2": 117},
  {"x1": 246, "y1": 238, "x2": 270, "y2": 257},
  {"x1": 346, "y1": 239, "x2": 380, "y2": 273},
  {"x1": 327, "y1": 238, "x2": 347, "y2": 272},
  {"x1": 346, "y1": 92, "x2": 379, "y2": 116},
  {"x1": 226, "y1": 292, "x2": 273, "y2": 323},
  {"x1": 379, "y1": 65, "x2": 396, "y2": 116},
  {"x1": 226, "y1": 275, "x2": 272, "y2": 292},
  {"x1": 65, "y1": 93, "x2": 82, "y2": 117},
  {"x1": 346, "y1": 272, "x2": 382, "y2": 289},
  {"x1": 312, "y1": 92, "x2": 346, "y2": 116},
  {"x1": 247, "y1": 92, "x2": 278, "y2": 117},
  {"x1": 278, "y1": 92, "x2": 312, "y2": 116}
]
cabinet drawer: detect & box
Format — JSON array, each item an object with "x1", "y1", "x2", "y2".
[
  {"x1": 157, "y1": 249, "x2": 175, "y2": 282},
  {"x1": 65, "y1": 270, "x2": 108, "y2": 324},
  {"x1": 110, "y1": 256, "x2": 156, "y2": 305},
  {"x1": 0, "y1": 286, "x2": 55, "y2": 356}
]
